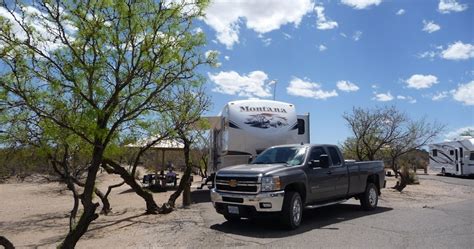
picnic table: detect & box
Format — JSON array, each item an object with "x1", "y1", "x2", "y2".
[{"x1": 142, "y1": 173, "x2": 179, "y2": 189}]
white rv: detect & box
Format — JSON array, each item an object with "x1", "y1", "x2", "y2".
[
  {"x1": 206, "y1": 99, "x2": 310, "y2": 174},
  {"x1": 428, "y1": 137, "x2": 474, "y2": 176}
]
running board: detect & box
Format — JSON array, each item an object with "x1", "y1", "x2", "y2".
[{"x1": 305, "y1": 199, "x2": 348, "y2": 209}]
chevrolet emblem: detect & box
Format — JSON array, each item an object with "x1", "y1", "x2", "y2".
[{"x1": 229, "y1": 179, "x2": 238, "y2": 187}]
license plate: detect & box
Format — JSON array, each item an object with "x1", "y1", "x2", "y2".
[{"x1": 227, "y1": 205, "x2": 239, "y2": 214}]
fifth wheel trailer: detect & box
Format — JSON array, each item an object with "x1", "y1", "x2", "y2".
[
  {"x1": 428, "y1": 137, "x2": 474, "y2": 176},
  {"x1": 205, "y1": 100, "x2": 310, "y2": 177}
]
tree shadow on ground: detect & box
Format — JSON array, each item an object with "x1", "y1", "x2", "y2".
[
  {"x1": 210, "y1": 204, "x2": 393, "y2": 238},
  {"x1": 24, "y1": 211, "x2": 149, "y2": 248},
  {"x1": 190, "y1": 189, "x2": 211, "y2": 204}
]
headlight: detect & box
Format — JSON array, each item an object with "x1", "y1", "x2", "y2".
[{"x1": 261, "y1": 176, "x2": 281, "y2": 192}]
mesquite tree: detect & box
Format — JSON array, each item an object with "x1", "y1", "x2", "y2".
[
  {"x1": 0, "y1": 0, "x2": 212, "y2": 247},
  {"x1": 342, "y1": 106, "x2": 444, "y2": 191},
  {"x1": 164, "y1": 83, "x2": 210, "y2": 210}
]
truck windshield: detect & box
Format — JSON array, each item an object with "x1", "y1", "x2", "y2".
[{"x1": 252, "y1": 146, "x2": 306, "y2": 166}]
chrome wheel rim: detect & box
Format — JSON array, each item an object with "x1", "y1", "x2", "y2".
[
  {"x1": 369, "y1": 187, "x2": 377, "y2": 207},
  {"x1": 292, "y1": 197, "x2": 301, "y2": 225}
]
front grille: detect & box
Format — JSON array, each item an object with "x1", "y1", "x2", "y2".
[
  {"x1": 216, "y1": 184, "x2": 258, "y2": 192},
  {"x1": 216, "y1": 175, "x2": 259, "y2": 182},
  {"x1": 215, "y1": 174, "x2": 260, "y2": 194}
]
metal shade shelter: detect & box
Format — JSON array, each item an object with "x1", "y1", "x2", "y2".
[{"x1": 126, "y1": 136, "x2": 184, "y2": 172}]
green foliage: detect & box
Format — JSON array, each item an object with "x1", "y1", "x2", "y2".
[
  {"x1": 459, "y1": 129, "x2": 474, "y2": 137},
  {"x1": 0, "y1": 0, "x2": 213, "y2": 174}
]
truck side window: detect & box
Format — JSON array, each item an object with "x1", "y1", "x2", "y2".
[
  {"x1": 432, "y1": 149, "x2": 437, "y2": 157},
  {"x1": 470, "y1": 152, "x2": 474, "y2": 161},
  {"x1": 328, "y1": 147, "x2": 342, "y2": 166},
  {"x1": 297, "y1": 119, "x2": 305, "y2": 135},
  {"x1": 308, "y1": 147, "x2": 324, "y2": 161}
]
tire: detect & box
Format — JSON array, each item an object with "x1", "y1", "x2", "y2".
[
  {"x1": 281, "y1": 191, "x2": 303, "y2": 229},
  {"x1": 224, "y1": 214, "x2": 241, "y2": 222},
  {"x1": 360, "y1": 182, "x2": 378, "y2": 211}
]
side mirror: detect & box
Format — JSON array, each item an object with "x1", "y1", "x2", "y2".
[
  {"x1": 320, "y1": 154, "x2": 329, "y2": 168},
  {"x1": 248, "y1": 156, "x2": 253, "y2": 164},
  {"x1": 309, "y1": 159, "x2": 320, "y2": 168},
  {"x1": 309, "y1": 154, "x2": 330, "y2": 168}
]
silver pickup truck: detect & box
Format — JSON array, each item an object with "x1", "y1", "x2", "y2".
[{"x1": 211, "y1": 144, "x2": 385, "y2": 229}]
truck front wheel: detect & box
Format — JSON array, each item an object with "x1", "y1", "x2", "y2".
[
  {"x1": 281, "y1": 191, "x2": 303, "y2": 229},
  {"x1": 360, "y1": 182, "x2": 378, "y2": 211}
]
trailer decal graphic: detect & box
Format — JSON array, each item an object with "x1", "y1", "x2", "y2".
[{"x1": 244, "y1": 113, "x2": 289, "y2": 129}]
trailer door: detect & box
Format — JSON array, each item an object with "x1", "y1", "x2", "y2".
[{"x1": 455, "y1": 149, "x2": 460, "y2": 175}]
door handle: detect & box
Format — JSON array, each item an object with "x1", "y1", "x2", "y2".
[{"x1": 326, "y1": 171, "x2": 332, "y2": 175}]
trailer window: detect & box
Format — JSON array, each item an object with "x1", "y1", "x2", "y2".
[
  {"x1": 449, "y1": 150, "x2": 454, "y2": 156},
  {"x1": 297, "y1": 119, "x2": 305, "y2": 135},
  {"x1": 432, "y1": 149, "x2": 438, "y2": 157},
  {"x1": 470, "y1": 152, "x2": 474, "y2": 161}
]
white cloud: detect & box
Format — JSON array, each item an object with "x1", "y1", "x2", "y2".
[
  {"x1": 208, "y1": 70, "x2": 273, "y2": 98},
  {"x1": 432, "y1": 91, "x2": 450, "y2": 101},
  {"x1": 418, "y1": 51, "x2": 438, "y2": 60},
  {"x1": 422, "y1": 20, "x2": 441, "y2": 33},
  {"x1": 224, "y1": 56, "x2": 230, "y2": 61},
  {"x1": 0, "y1": 6, "x2": 76, "y2": 54},
  {"x1": 396, "y1": 9, "x2": 405, "y2": 15},
  {"x1": 373, "y1": 92, "x2": 393, "y2": 102},
  {"x1": 336, "y1": 80, "x2": 359, "y2": 92},
  {"x1": 259, "y1": 35, "x2": 272, "y2": 46},
  {"x1": 205, "y1": 50, "x2": 219, "y2": 58},
  {"x1": 204, "y1": 0, "x2": 314, "y2": 49},
  {"x1": 452, "y1": 81, "x2": 474, "y2": 105},
  {"x1": 371, "y1": 84, "x2": 378, "y2": 89},
  {"x1": 315, "y1": 5, "x2": 338, "y2": 30},
  {"x1": 340, "y1": 32, "x2": 348, "y2": 38},
  {"x1": 397, "y1": 95, "x2": 417, "y2": 104},
  {"x1": 352, "y1": 31, "x2": 363, "y2": 41},
  {"x1": 405, "y1": 74, "x2": 439, "y2": 89},
  {"x1": 287, "y1": 77, "x2": 338, "y2": 100},
  {"x1": 341, "y1": 0, "x2": 382, "y2": 10},
  {"x1": 319, "y1": 44, "x2": 327, "y2": 51},
  {"x1": 441, "y1": 41, "x2": 474, "y2": 60},
  {"x1": 283, "y1": 32, "x2": 292, "y2": 40},
  {"x1": 193, "y1": 27, "x2": 203, "y2": 34},
  {"x1": 445, "y1": 126, "x2": 474, "y2": 140},
  {"x1": 438, "y1": 0, "x2": 468, "y2": 14}
]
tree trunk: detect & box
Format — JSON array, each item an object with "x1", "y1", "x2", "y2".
[
  {"x1": 393, "y1": 172, "x2": 408, "y2": 192},
  {"x1": 183, "y1": 181, "x2": 191, "y2": 207},
  {"x1": 167, "y1": 140, "x2": 192, "y2": 208},
  {"x1": 102, "y1": 158, "x2": 159, "y2": 214},
  {"x1": 100, "y1": 181, "x2": 125, "y2": 214},
  {"x1": 60, "y1": 145, "x2": 103, "y2": 248},
  {"x1": 94, "y1": 188, "x2": 112, "y2": 215}
]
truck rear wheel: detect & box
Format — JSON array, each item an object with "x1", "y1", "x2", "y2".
[
  {"x1": 281, "y1": 191, "x2": 302, "y2": 229},
  {"x1": 360, "y1": 183, "x2": 378, "y2": 211}
]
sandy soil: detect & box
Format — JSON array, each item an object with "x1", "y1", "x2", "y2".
[
  {"x1": 381, "y1": 175, "x2": 473, "y2": 208},
  {"x1": 0, "y1": 170, "x2": 205, "y2": 248},
  {"x1": 0, "y1": 173, "x2": 472, "y2": 248}
]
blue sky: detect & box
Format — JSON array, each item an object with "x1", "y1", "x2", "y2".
[{"x1": 198, "y1": 0, "x2": 474, "y2": 144}]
